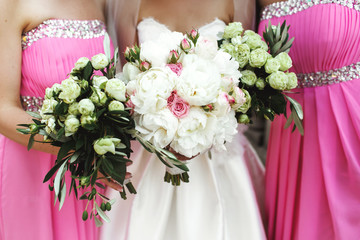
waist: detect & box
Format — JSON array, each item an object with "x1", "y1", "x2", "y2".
[
  {"x1": 297, "y1": 61, "x2": 360, "y2": 88},
  {"x1": 20, "y1": 96, "x2": 44, "y2": 112}
]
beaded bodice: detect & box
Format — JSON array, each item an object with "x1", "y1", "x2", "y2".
[{"x1": 20, "y1": 19, "x2": 108, "y2": 112}]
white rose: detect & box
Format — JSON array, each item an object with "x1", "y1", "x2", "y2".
[
  {"x1": 170, "y1": 107, "x2": 217, "y2": 158},
  {"x1": 131, "y1": 67, "x2": 176, "y2": 114},
  {"x1": 58, "y1": 78, "x2": 81, "y2": 104},
  {"x1": 122, "y1": 62, "x2": 141, "y2": 82},
  {"x1": 194, "y1": 36, "x2": 218, "y2": 60},
  {"x1": 249, "y1": 48, "x2": 270, "y2": 68},
  {"x1": 78, "y1": 99, "x2": 95, "y2": 115},
  {"x1": 92, "y1": 75, "x2": 108, "y2": 89},
  {"x1": 177, "y1": 54, "x2": 221, "y2": 106},
  {"x1": 223, "y1": 22, "x2": 244, "y2": 39},
  {"x1": 286, "y1": 72, "x2": 298, "y2": 90},
  {"x1": 45, "y1": 83, "x2": 61, "y2": 99},
  {"x1": 93, "y1": 138, "x2": 121, "y2": 155},
  {"x1": 231, "y1": 36, "x2": 243, "y2": 45},
  {"x1": 135, "y1": 109, "x2": 178, "y2": 148},
  {"x1": 89, "y1": 88, "x2": 108, "y2": 106},
  {"x1": 267, "y1": 71, "x2": 288, "y2": 90},
  {"x1": 275, "y1": 52, "x2": 292, "y2": 71},
  {"x1": 91, "y1": 53, "x2": 109, "y2": 70},
  {"x1": 108, "y1": 100, "x2": 125, "y2": 111},
  {"x1": 213, "y1": 110, "x2": 238, "y2": 151},
  {"x1": 64, "y1": 115, "x2": 80, "y2": 136},
  {"x1": 44, "y1": 116, "x2": 56, "y2": 134},
  {"x1": 74, "y1": 57, "x2": 90, "y2": 71},
  {"x1": 80, "y1": 115, "x2": 97, "y2": 127},
  {"x1": 140, "y1": 31, "x2": 184, "y2": 67},
  {"x1": 40, "y1": 98, "x2": 58, "y2": 117},
  {"x1": 105, "y1": 78, "x2": 126, "y2": 101},
  {"x1": 68, "y1": 102, "x2": 80, "y2": 116}
]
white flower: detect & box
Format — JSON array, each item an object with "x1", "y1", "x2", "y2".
[
  {"x1": 231, "y1": 87, "x2": 247, "y2": 110},
  {"x1": 64, "y1": 115, "x2": 80, "y2": 137},
  {"x1": 177, "y1": 54, "x2": 221, "y2": 106},
  {"x1": 213, "y1": 110, "x2": 238, "y2": 151},
  {"x1": 91, "y1": 53, "x2": 109, "y2": 70},
  {"x1": 267, "y1": 71, "x2": 288, "y2": 90},
  {"x1": 170, "y1": 107, "x2": 217, "y2": 158},
  {"x1": 122, "y1": 62, "x2": 141, "y2": 82},
  {"x1": 40, "y1": 98, "x2": 58, "y2": 120},
  {"x1": 105, "y1": 78, "x2": 126, "y2": 101},
  {"x1": 108, "y1": 100, "x2": 125, "y2": 111},
  {"x1": 78, "y1": 99, "x2": 95, "y2": 116},
  {"x1": 231, "y1": 36, "x2": 243, "y2": 45},
  {"x1": 68, "y1": 102, "x2": 80, "y2": 116},
  {"x1": 58, "y1": 78, "x2": 81, "y2": 104},
  {"x1": 80, "y1": 115, "x2": 97, "y2": 127},
  {"x1": 93, "y1": 138, "x2": 121, "y2": 155},
  {"x1": 130, "y1": 67, "x2": 176, "y2": 114},
  {"x1": 74, "y1": 57, "x2": 90, "y2": 71},
  {"x1": 249, "y1": 48, "x2": 270, "y2": 68},
  {"x1": 212, "y1": 91, "x2": 232, "y2": 117},
  {"x1": 89, "y1": 88, "x2": 108, "y2": 106},
  {"x1": 213, "y1": 51, "x2": 241, "y2": 88},
  {"x1": 286, "y1": 72, "x2": 298, "y2": 90},
  {"x1": 92, "y1": 75, "x2": 108, "y2": 89},
  {"x1": 45, "y1": 83, "x2": 61, "y2": 99},
  {"x1": 194, "y1": 36, "x2": 218, "y2": 60},
  {"x1": 265, "y1": 57, "x2": 281, "y2": 74},
  {"x1": 44, "y1": 117, "x2": 56, "y2": 134},
  {"x1": 140, "y1": 31, "x2": 184, "y2": 67},
  {"x1": 135, "y1": 109, "x2": 178, "y2": 148},
  {"x1": 240, "y1": 70, "x2": 257, "y2": 86}
]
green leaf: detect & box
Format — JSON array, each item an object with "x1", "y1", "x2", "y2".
[
  {"x1": 91, "y1": 170, "x2": 98, "y2": 186},
  {"x1": 26, "y1": 111, "x2": 41, "y2": 119},
  {"x1": 17, "y1": 128, "x2": 30, "y2": 134},
  {"x1": 285, "y1": 95, "x2": 303, "y2": 120},
  {"x1": 95, "y1": 182, "x2": 106, "y2": 189},
  {"x1": 95, "y1": 202, "x2": 110, "y2": 223},
  {"x1": 59, "y1": 182, "x2": 67, "y2": 210},
  {"x1": 70, "y1": 151, "x2": 80, "y2": 163},
  {"x1": 27, "y1": 134, "x2": 35, "y2": 151},
  {"x1": 56, "y1": 127, "x2": 65, "y2": 141},
  {"x1": 103, "y1": 33, "x2": 111, "y2": 62},
  {"x1": 79, "y1": 193, "x2": 88, "y2": 200},
  {"x1": 57, "y1": 141, "x2": 74, "y2": 162},
  {"x1": 94, "y1": 217, "x2": 103, "y2": 227},
  {"x1": 284, "y1": 111, "x2": 294, "y2": 129},
  {"x1": 54, "y1": 161, "x2": 67, "y2": 197},
  {"x1": 43, "y1": 159, "x2": 66, "y2": 183},
  {"x1": 82, "y1": 62, "x2": 93, "y2": 81},
  {"x1": 292, "y1": 110, "x2": 304, "y2": 135}
]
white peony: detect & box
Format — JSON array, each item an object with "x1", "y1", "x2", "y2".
[
  {"x1": 105, "y1": 78, "x2": 126, "y2": 101},
  {"x1": 177, "y1": 54, "x2": 221, "y2": 106},
  {"x1": 213, "y1": 51, "x2": 241, "y2": 87},
  {"x1": 130, "y1": 67, "x2": 176, "y2": 114},
  {"x1": 170, "y1": 107, "x2": 217, "y2": 158},
  {"x1": 140, "y1": 31, "x2": 184, "y2": 67},
  {"x1": 212, "y1": 91, "x2": 232, "y2": 117},
  {"x1": 212, "y1": 110, "x2": 238, "y2": 151},
  {"x1": 135, "y1": 109, "x2": 178, "y2": 148},
  {"x1": 194, "y1": 36, "x2": 218, "y2": 60}
]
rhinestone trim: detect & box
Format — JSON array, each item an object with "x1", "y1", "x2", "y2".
[
  {"x1": 21, "y1": 96, "x2": 44, "y2": 112},
  {"x1": 261, "y1": 0, "x2": 360, "y2": 20},
  {"x1": 21, "y1": 19, "x2": 106, "y2": 50},
  {"x1": 297, "y1": 61, "x2": 360, "y2": 88}
]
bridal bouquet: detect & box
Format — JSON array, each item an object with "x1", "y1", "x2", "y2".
[
  {"x1": 17, "y1": 35, "x2": 136, "y2": 226},
  {"x1": 219, "y1": 21, "x2": 304, "y2": 134},
  {"x1": 121, "y1": 29, "x2": 249, "y2": 185}
]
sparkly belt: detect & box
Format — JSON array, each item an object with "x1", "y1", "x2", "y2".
[
  {"x1": 297, "y1": 61, "x2": 360, "y2": 88},
  {"x1": 21, "y1": 96, "x2": 44, "y2": 112}
]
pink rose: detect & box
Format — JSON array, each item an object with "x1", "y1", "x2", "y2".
[
  {"x1": 170, "y1": 98, "x2": 190, "y2": 118},
  {"x1": 126, "y1": 96, "x2": 135, "y2": 115},
  {"x1": 166, "y1": 63, "x2": 183, "y2": 76},
  {"x1": 180, "y1": 38, "x2": 191, "y2": 51},
  {"x1": 167, "y1": 90, "x2": 178, "y2": 106}
]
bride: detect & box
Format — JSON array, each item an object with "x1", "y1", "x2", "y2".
[{"x1": 101, "y1": 0, "x2": 266, "y2": 239}]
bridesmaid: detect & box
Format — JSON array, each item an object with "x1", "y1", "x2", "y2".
[
  {"x1": 0, "y1": 0, "x2": 119, "y2": 239},
  {"x1": 258, "y1": 0, "x2": 360, "y2": 239}
]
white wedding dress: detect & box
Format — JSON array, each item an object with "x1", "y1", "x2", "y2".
[{"x1": 100, "y1": 18, "x2": 266, "y2": 240}]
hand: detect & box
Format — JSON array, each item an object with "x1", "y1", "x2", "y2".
[
  {"x1": 167, "y1": 147, "x2": 197, "y2": 161},
  {"x1": 98, "y1": 171, "x2": 132, "y2": 192}
]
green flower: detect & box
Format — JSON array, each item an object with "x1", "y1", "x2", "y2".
[
  {"x1": 267, "y1": 71, "x2": 288, "y2": 90},
  {"x1": 235, "y1": 44, "x2": 250, "y2": 68},
  {"x1": 238, "y1": 114, "x2": 250, "y2": 124},
  {"x1": 237, "y1": 89, "x2": 251, "y2": 113},
  {"x1": 240, "y1": 70, "x2": 257, "y2": 86},
  {"x1": 265, "y1": 57, "x2": 281, "y2": 74},
  {"x1": 255, "y1": 78, "x2": 266, "y2": 90},
  {"x1": 275, "y1": 52, "x2": 292, "y2": 71},
  {"x1": 223, "y1": 22, "x2": 244, "y2": 39},
  {"x1": 286, "y1": 72, "x2": 298, "y2": 90},
  {"x1": 245, "y1": 35, "x2": 264, "y2": 50},
  {"x1": 249, "y1": 48, "x2": 269, "y2": 68}
]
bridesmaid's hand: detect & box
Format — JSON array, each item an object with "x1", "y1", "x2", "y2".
[{"x1": 98, "y1": 171, "x2": 133, "y2": 192}]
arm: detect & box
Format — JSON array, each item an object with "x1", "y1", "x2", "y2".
[{"x1": 0, "y1": 0, "x2": 58, "y2": 155}]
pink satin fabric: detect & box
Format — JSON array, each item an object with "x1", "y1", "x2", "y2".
[
  {"x1": 258, "y1": 3, "x2": 360, "y2": 240},
  {"x1": 0, "y1": 21, "x2": 110, "y2": 240}
]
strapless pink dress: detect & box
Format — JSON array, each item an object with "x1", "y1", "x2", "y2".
[
  {"x1": 258, "y1": 1, "x2": 360, "y2": 240},
  {"x1": 0, "y1": 19, "x2": 109, "y2": 240}
]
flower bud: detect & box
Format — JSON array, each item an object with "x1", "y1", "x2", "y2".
[
  {"x1": 180, "y1": 38, "x2": 191, "y2": 52},
  {"x1": 93, "y1": 137, "x2": 121, "y2": 155},
  {"x1": 255, "y1": 78, "x2": 266, "y2": 90},
  {"x1": 108, "y1": 100, "x2": 125, "y2": 112},
  {"x1": 80, "y1": 115, "x2": 97, "y2": 128},
  {"x1": 238, "y1": 114, "x2": 250, "y2": 124},
  {"x1": 202, "y1": 104, "x2": 214, "y2": 112},
  {"x1": 167, "y1": 50, "x2": 180, "y2": 64},
  {"x1": 64, "y1": 115, "x2": 80, "y2": 136},
  {"x1": 139, "y1": 61, "x2": 151, "y2": 71},
  {"x1": 190, "y1": 29, "x2": 198, "y2": 39}
]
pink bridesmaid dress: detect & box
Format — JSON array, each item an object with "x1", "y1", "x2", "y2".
[
  {"x1": 0, "y1": 19, "x2": 109, "y2": 240},
  {"x1": 258, "y1": 1, "x2": 360, "y2": 239}
]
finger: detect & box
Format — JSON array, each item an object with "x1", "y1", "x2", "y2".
[{"x1": 100, "y1": 178, "x2": 123, "y2": 192}]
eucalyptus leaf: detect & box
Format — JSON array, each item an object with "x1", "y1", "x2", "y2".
[
  {"x1": 94, "y1": 217, "x2": 103, "y2": 227},
  {"x1": 59, "y1": 182, "x2": 67, "y2": 210},
  {"x1": 27, "y1": 134, "x2": 35, "y2": 151},
  {"x1": 103, "y1": 33, "x2": 111, "y2": 62},
  {"x1": 109, "y1": 198, "x2": 116, "y2": 205},
  {"x1": 54, "y1": 161, "x2": 67, "y2": 197},
  {"x1": 284, "y1": 111, "x2": 294, "y2": 129},
  {"x1": 26, "y1": 111, "x2": 41, "y2": 119},
  {"x1": 43, "y1": 159, "x2": 66, "y2": 183},
  {"x1": 285, "y1": 95, "x2": 303, "y2": 120},
  {"x1": 292, "y1": 110, "x2": 304, "y2": 135},
  {"x1": 70, "y1": 151, "x2": 81, "y2": 163}
]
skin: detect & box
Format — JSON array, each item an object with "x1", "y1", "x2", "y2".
[
  {"x1": 0, "y1": 0, "x2": 126, "y2": 191},
  {"x1": 258, "y1": 0, "x2": 286, "y2": 8}
]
